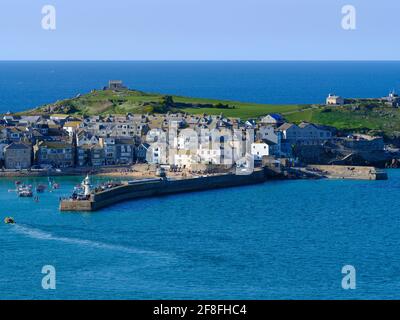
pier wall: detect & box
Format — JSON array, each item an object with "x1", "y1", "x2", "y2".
[
  {"x1": 59, "y1": 199, "x2": 93, "y2": 211},
  {"x1": 307, "y1": 165, "x2": 388, "y2": 180},
  {"x1": 92, "y1": 169, "x2": 266, "y2": 211},
  {"x1": 61, "y1": 169, "x2": 267, "y2": 211}
]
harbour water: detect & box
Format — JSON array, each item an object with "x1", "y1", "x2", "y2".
[{"x1": 1, "y1": 171, "x2": 400, "y2": 299}]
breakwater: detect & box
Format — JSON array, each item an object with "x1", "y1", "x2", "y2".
[
  {"x1": 60, "y1": 169, "x2": 267, "y2": 212},
  {"x1": 306, "y1": 165, "x2": 388, "y2": 180}
]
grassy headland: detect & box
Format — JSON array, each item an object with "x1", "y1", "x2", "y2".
[
  {"x1": 21, "y1": 89, "x2": 307, "y2": 119},
  {"x1": 286, "y1": 103, "x2": 400, "y2": 138},
  {"x1": 19, "y1": 89, "x2": 400, "y2": 138}
]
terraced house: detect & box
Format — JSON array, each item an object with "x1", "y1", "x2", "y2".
[
  {"x1": 278, "y1": 122, "x2": 334, "y2": 156},
  {"x1": 88, "y1": 144, "x2": 106, "y2": 167},
  {"x1": 75, "y1": 131, "x2": 100, "y2": 166},
  {"x1": 3, "y1": 142, "x2": 32, "y2": 169},
  {"x1": 99, "y1": 137, "x2": 135, "y2": 165},
  {"x1": 82, "y1": 116, "x2": 149, "y2": 140},
  {"x1": 34, "y1": 140, "x2": 74, "y2": 168}
]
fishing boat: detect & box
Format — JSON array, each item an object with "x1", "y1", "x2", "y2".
[
  {"x1": 18, "y1": 185, "x2": 33, "y2": 197},
  {"x1": 4, "y1": 217, "x2": 15, "y2": 224}
]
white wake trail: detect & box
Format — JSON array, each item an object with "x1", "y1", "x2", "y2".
[{"x1": 12, "y1": 224, "x2": 168, "y2": 258}]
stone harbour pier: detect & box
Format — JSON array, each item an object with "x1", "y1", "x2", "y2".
[{"x1": 60, "y1": 168, "x2": 268, "y2": 212}]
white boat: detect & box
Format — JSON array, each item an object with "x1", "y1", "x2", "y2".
[{"x1": 18, "y1": 185, "x2": 33, "y2": 197}]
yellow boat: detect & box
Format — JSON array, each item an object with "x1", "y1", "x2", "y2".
[{"x1": 4, "y1": 217, "x2": 15, "y2": 224}]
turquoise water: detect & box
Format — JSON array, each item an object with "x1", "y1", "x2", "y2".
[
  {"x1": 1, "y1": 171, "x2": 400, "y2": 299},
  {"x1": 1, "y1": 61, "x2": 400, "y2": 112}
]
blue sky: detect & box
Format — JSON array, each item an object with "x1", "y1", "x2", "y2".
[{"x1": 0, "y1": 0, "x2": 399, "y2": 60}]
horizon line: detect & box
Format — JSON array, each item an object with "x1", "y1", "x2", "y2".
[{"x1": 0, "y1": 59, "x2": 400, "y2": 62}]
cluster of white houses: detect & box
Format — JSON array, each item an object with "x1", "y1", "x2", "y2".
[{"x1": 0, "y1": 111, "x2": 372, "y2": 170}]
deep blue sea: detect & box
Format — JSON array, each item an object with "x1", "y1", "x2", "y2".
[
  {"x1": 1, "y1": 61, "x2": 400, "y2": 299},
  {"x1": 1, "y1": 61, "x2": 400, "y2": 112}
]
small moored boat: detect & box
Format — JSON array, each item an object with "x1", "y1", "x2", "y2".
[
  {"x1": 4, "y1": 217, "x2": 15, "y2": 224},
  {"x1": 18, "y1": 185, "x2": 33, "y2": 197}
]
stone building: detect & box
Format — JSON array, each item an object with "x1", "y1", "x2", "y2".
[
  {"x1": 34, "y1": 141, "x2": 74, "y2": 168},
  {"x1": 99, "y1": 137, "x2": 135, "y2": 165},
  {"x1": 89, "y1": 144, "x2": 106, "y2": 167},
  {"x1": 278, "y1": 122, "x2": 334, "y2": 156},
  {"x1": 107, "y1": 80, "x2": 127, "y2": 91},
  {"x1": 4, "y1": 143, "x2": 32, "y2": 169}
]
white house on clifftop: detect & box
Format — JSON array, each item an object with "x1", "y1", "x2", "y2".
[{"x1": 326, "y1": 94, "x2": 344, "y2": 106}]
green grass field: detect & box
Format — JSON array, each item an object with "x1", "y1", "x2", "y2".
[
  {"x1": 26, "y1": 89, "x2": 308, "y2": 119},
  {"x1": 21, "y1": 89, "x2": 400, "y2": 137},
  {"x1": 286, "y1": 105, "x2": 400, "y2": 136},
  {"x1": 179, "y1": 104, "x2": 306, "y2": 119}
]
